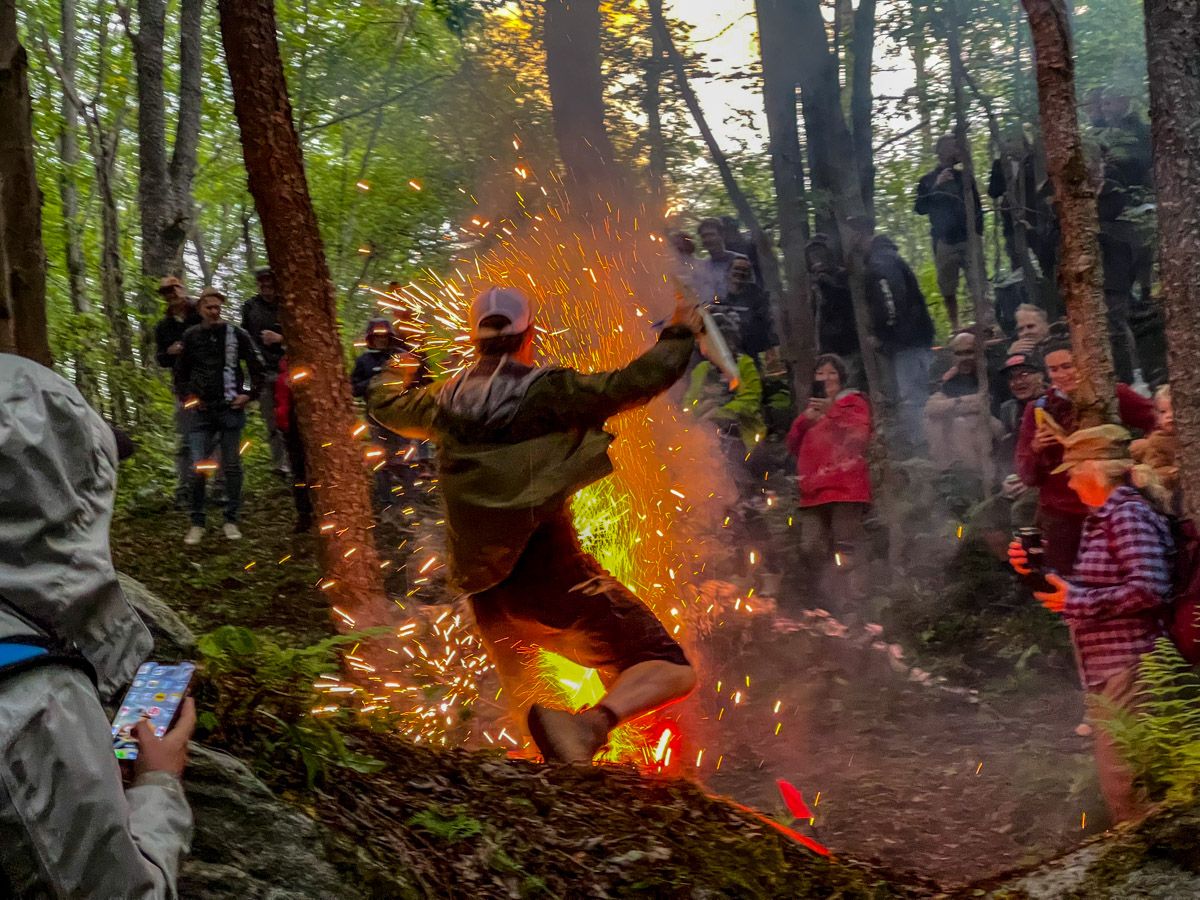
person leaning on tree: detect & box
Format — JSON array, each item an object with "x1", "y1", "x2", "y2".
[
  {"x1": 1015, "y1": 327, "x2": 1155, "y2": 575},
  {"x1": 240, "y1": 267, "x2": 291, "y2": 479},
  {"x1": 914, "y1": 134, "x2": 984, "y2": 331},
  {"x1": 368, "y1": 285, "x2": 700, "y2": 764},
  {"x1": 176, "y1": 287, "x2": 266, "y2": 546},
  {"x1": 1009, "y1": 424, "x2": 1172, "y2": 824}
]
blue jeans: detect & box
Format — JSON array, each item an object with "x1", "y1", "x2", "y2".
[
  {"x1": 887, "y1": 346, "x2": 932, "y2": 456},
  {"x1": 187, "y1": 406, "x2": 246, "y2": 526}
]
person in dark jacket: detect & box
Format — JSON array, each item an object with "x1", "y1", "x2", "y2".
[
  {"x1": 240, "y1": 267, "x2": 290, "y2": 478},
  {"x1": 176, "y1": 287, "x2": 266, "y2": 545},
  {"x1": 717, "y1": 256, "x2": 776, "y2": 360},
  {"x1": 369, "y1": 285, "x2": 700, "y2": 765},
  {"x1": 153, "y1": 276, "x2": 201, "y2": 506},
  {"x1": 274, "y1": 357, "x2": 313, "y2": 534},
  {"x1": 914, "y1": 135, "x2": 984, "y2": 329},
  {"x1": 852, "y1": 222, "x2": 935, "y2": 456},
  {"x1": 720, "y1": 215, "x2": 763, "y2": 286}
]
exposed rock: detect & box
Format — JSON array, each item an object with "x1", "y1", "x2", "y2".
[
  {"x1": 181, "y1": 745, "x2": 363, "y2": 899},
  {"x1": 119, "y1": 572, "x2": 196, "y2": 659}
]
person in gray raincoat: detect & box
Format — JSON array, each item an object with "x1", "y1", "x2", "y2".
[{"x1": 0, "y1": 354, "x2": 194, "y2": 897}]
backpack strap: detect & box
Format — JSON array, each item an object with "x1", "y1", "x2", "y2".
[{"x1": 0, "y1": 636, "x2": 98, "y2": 687}]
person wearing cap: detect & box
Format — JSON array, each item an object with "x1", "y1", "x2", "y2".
[
  {"x1": 997, "y1": 349, "x2": 1046, "y2": 475},
  {"x1": 1009, "y1": 424, "x2": 1173, "y2": 823},
  {"x1": 922, "y1": 331, "x2": 1002, "y2": 479},
  {"x1": 1015, "y1": 326, "x2": 1155, "y2": 574},
  {"x1": 153, "y1": 276, "x2": 202, "y2": 507},
  {"x1": 240, "y1": 267, "x2": 290, "y2": 479},
  {"x1": 369, "y1": 284, "x2": 702, "y2": 764},
  {"x1": 176, "y1": 287, "x2": 266, "y2": 545}
]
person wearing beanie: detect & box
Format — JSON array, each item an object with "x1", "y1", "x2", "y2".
[{"x1": 369, "y1": 285, "x2": 702, "y2": 765}]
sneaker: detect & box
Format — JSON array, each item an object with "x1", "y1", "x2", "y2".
[
  {"x1": 527, "y1": 704, "x2": 608, "y2": 764},
  {"x1": 184, "y1": 526, "x2": 204, "y2": 546},
  {"x1": 222, "y1": 522, "x2": 243, "y2": 541}
]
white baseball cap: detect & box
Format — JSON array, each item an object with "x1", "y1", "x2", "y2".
[{"x1": 470, "y1": 286, "x2": 533, "y2": 339}]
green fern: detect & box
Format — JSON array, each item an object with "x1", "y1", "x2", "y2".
[{"x1": 1105, "y1": 639, "x2": 1200, "y2": 804}]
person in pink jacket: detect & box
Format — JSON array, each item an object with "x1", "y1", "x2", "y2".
[{"x1": 786, "y1": 354, "x2": 873, "y2": 606}]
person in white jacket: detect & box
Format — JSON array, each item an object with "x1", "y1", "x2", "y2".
[{"x1": 0, "y1": 354, "x2": 194, "y2": 898}]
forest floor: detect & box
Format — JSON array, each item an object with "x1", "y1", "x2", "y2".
[{"x1": 112, "y1": 448, "x2": 1108, "y2": 890}]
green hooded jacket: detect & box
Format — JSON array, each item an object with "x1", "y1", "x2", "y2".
[{"x1": 369, "y1": 325, "x2": 695, "y2": 594}]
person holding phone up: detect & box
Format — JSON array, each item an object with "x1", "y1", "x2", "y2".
[
  {"x1": 785, "y1": 354, "x2": 874, "y2": 610},
  {"x1": 0, "y1": 354, "x2": 194, "y2": 897}
]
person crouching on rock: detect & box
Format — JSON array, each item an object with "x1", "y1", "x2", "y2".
[{"x1": 368, "y1": 285, "x2": 700, "y2": 764}]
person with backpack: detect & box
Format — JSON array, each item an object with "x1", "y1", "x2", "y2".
[
  {"x1": 1008, "y1": 424, "x2": 1173, "y2": 824},
  {"x1": 0, "y1": 354, "x2": 194, "y2": 896}
]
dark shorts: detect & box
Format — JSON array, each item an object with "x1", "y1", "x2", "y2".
[{"x1": 470, "y1": 515, "x2": 689, "y2": 676}]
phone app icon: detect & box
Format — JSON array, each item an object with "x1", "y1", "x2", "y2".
[
  {"x1": 169, "y1": 693, "x2": 182, "y2": 702},
  {"x1": 153, "y1": 693, "x2": 166, "y2": 701},
  {"x1": 147, "y1": 706, "x2": 162, "y2": 717},
  {"x1": 147, "y1": 680, "x2": 160, "y2": 688}
]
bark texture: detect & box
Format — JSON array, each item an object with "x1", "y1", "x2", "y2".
[
  {"x1": 1022, "y1": 0, "x2": 1115, "y2": 416},
  {"x1": 125, "y1": 0, "x2": 203, "y2": 329},
  {"x1": 1145, "y1": 0, "x2": 1200, "y2": 520},
  {"x1": 217, "y1": 0, "x2": 387, "y2": 632},
  {"x1": 58, "y1": 0, "x2": 89, "y2": 316},
  {"x1": 0, "y1": 0, "x2": 52, "y2": 367},
  {"x1": 850, "y1": 0, "x2": 878, "y2": 216},
  {"x1": 543, "y1": 0, "x2": 620, "y2": 202},
  {"x1": 756, "y1": 0, "x2": 816, "y2": 393}
]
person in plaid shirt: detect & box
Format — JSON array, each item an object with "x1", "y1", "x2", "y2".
[{"x1": 1009, "y1": 423, "x2": 1173, "y2": 823}]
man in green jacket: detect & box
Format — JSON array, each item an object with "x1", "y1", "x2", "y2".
[{"x1": 369, "y1": 286, "x2": 700, "y2": 764}]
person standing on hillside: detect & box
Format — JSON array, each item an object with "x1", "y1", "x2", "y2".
[
  {"x1": 915, "y1": 135, "x2": 984, "y2": 330},
  {"x1": 369, "y1": 285, "x2": 701, "y2": 764},
  {"x1": 176, "y1": 288, "x2": 265, "y2": 545},
  {"x1": 154, "y1": 276, "x2": 201, "y2": 507},
  {"x1": 240, "y1": 267, "x2": 290, "y2": 479}
]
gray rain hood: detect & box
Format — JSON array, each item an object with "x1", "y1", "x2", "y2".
[{"x1": 0, "y1": 355, "x2": 152, "y2": 701}]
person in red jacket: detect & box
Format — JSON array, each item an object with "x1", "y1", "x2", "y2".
[
  {"x1": 786, "y1": 354, "x2": 873, "y2": 607},
  {"x1": 1015, "y1": 328, "x2": 1155, "y2": 574}
]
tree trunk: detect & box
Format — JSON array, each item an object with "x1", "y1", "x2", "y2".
[
  {"x1": 127, "y1": 0, "x2": 203, "y2": 345},
  {"x1": 1145, "y1": 0, "x2": 1200, "y2": 519},
  {"x1": 217, "y1": 0, "x2": 388, "y2": 635},
  {"x1": 850, "y1": 0, "x2": 878, "y2": 216},
  {"x1": 543, "y1": 0, "x2": 620, "y2": 201},
  {"x1": 644, "y1": 19, "x2": 667, "y2": 205},
  {"x1": 1022, "y1": 0, "x2": 1114, "y2": 416},
  {"x1": 756, "y1": 0, "x2": 816, "y2": 396},
  {"x1": 96, "y1": 127, "x2": 134, "y2": 370},
  {"x1": 58, "y1": 0, "x2": 89, "y2": 316},
  {"x1": 0, "y1": 0, "x2": 52, "y2": 367},
  {"x1": 909, "y1": 4, "x2": 934, "y2": 161},
  {"x1": 945, "y1": 2, "x2": 995, "y2": 486},
  {"x1": 792, "y1": 0, "x2": 885, "y2": 409},
  {"x1": 651, "y1": 2, "x2": 786, "y2": 307}
]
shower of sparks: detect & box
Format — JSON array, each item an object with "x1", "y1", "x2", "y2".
[{"x1": 297, "y1": 155, "x2": 776, "y2": 769}]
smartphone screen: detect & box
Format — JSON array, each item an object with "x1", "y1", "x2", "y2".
[
  {"x1": 812, "y1": 380, "x2": 825, "y2": 399},
  {"x1": 112, "y1": 661, "x2": 195, "y2": 760}
]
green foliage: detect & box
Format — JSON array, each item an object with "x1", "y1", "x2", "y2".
[
  {"x1": 196, "y1": 624, "x2": 388, "y2": 788},
  {"x1": 1107, "y1": 639, "x2": 1200, "y2": 804},
  {"x1": 407, "y1": 805, "x2": 485, "y2": 843}
]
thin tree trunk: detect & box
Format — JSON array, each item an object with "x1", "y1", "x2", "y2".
[
  {"x1": 909, "y1": 4, "x2": 934, "y2": 160},
  {"x1": 1145, "y1": 0, "x2": 1200, "y2": 519},
  {"x1": 218, "y1": 0, "x2": 388, "y2": 635},
  {"x1": 58, "y1": 0, "x2": 89, "y2": 316},
  {"x1": 0, "y1": 0, "x2": 52, "y2": 367},
  {"x1": 543, "y1": 0, "x2": 620, "y2": 202},
  {"x1": 0, "y1": 185, "x2": 12, "y2": 354},
  {"x1": 945, "y1": 2, "x2": 995, "y2": 486},
  {"x1": 850, "y1": 0, "x2": 878, "y2": 216},
  {"x1": 1022, "y1": 0, "x2": 1114, "y2": 417},
  {"x1": 644, "y1": 19, "x2": 667, "y2": 204},
  {"x1": 240, "y1": 205, "x2": 257, "y2": 272},
  {"x1": 756, "y1": 0, "x2": 816, "y2": 397},
  {"x1": 650, "y1": 2, "x2": 786, "y2": 308},
  {"x1": 124, "y1": 0, "x2": 203, "y2": 351},
  {"x1": 192, "y1": 222, "x2": 212, "y2": 286}
]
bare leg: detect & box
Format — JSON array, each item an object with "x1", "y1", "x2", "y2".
[
  {"x1": 943, "y1": 294, "x2": 960, "y2": 331},
  {"x1": 529, "y1": 660, "x2": 696, "y2": 763}
]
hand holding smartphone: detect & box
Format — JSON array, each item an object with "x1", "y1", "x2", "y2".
[{"x1": 112, "y1": 661, "x2": 195, "y2": 761}]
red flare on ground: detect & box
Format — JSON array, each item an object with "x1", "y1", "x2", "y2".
[
  {"x1": 726, "y1": 799, "x2": 831, "y2": 857},
  {"x1": 776, "y1": 779, "x2": 814, "y2": 820}
]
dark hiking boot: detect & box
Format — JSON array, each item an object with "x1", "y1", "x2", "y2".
[{"x1": 527, "y1": 704, "x2": 608, "y2": 764}]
